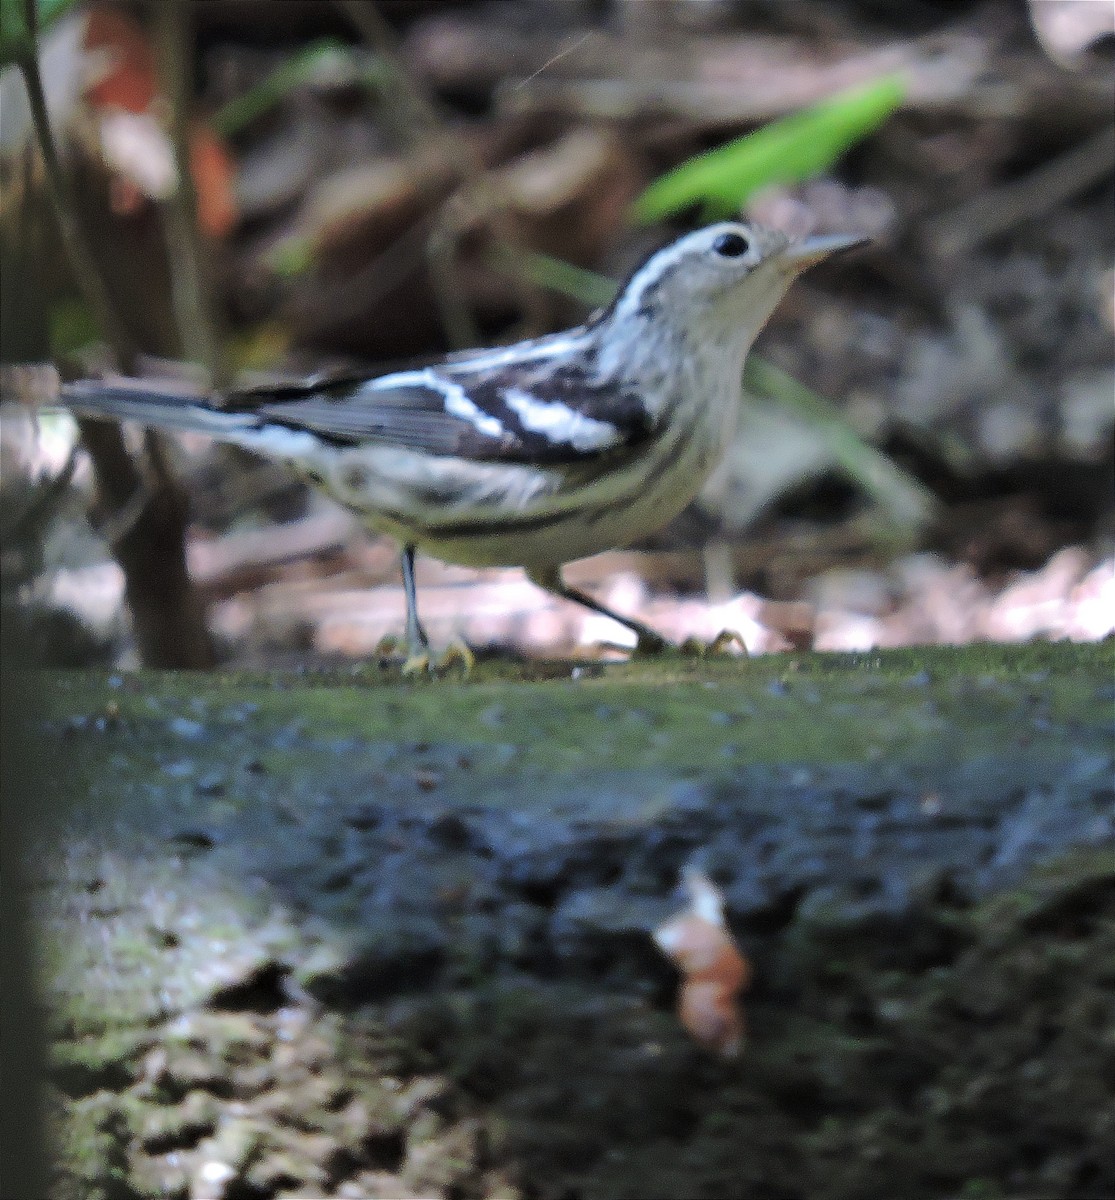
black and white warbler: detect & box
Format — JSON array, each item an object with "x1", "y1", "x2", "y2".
[{"x1": 62, "y1": 222, "x2": 864, "y2": 667}]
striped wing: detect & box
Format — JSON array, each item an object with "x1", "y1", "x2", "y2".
[{"x1": 233, "y1": 363, "x2": 655, "y2": 466}]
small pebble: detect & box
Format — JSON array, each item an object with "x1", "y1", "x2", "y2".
[
  {"x1": 196, "y1": 1159, "x2": 235, "y2": 1189},
  {"x1": 168, "y1": 717, "x2": 205, "y2": 740}
]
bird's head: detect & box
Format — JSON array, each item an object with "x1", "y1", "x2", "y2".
[{"x1": 602, "y1": 221, "x2": 867, "y2": 348}]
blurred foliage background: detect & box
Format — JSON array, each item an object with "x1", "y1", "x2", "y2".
[{"x1": 0, "y1": 0, "x2": 1112, "y2": 667}]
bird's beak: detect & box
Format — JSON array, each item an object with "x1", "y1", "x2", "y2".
[{"x1": 782, "y1": 233, "x2": 870, "y2": 270}]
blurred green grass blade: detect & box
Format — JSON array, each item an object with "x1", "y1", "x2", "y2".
[
  {"x1": 265, "y1": 236, "x2": 313, "y2": 278},
  {"x1": 632, "y1": 74, "x2": 906, "y2": 224},
  {"x1": 744, "y1": 356, "x2": 937, "y2": 530},
  {"x1": 492, "y1": 246, "x2": 619, "y2": 309},
  {"x1": 212, "y1": 38, "x2": 352, "y2": 136}
]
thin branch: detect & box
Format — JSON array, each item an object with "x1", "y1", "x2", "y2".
[
  {"x1": 16, "y1": 0, "x2": 138, "y2": 372},
  {"x1": 151, "y1": 0, "x2": 226, "y2": 384},
  {"x1": 0, "y1": 445, "x2": 79, "y2": 550},
  {"x1": 15, "y1": 0, "x2": 216, "y2": 668}
]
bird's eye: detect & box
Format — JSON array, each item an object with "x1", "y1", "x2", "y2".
[{"x1": 713, "y1": 231, "x2": 750, "y2": 258}]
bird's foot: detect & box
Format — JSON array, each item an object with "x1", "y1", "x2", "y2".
[
  {"x1": 679, "y1": 628, "x2": 750, "y2": 657},
  {"x1": 400, "y1": 648, "x2": 432, "y2": 676},
  {"x1": 376, "y1": 634, "x2": 473, "y2": 677},
  {"x1": 439, "y1": 637, "x2": 475, "y2": 676},
  {"x1": 632, "y1": 629, "x2": 670, "y2": 656},
  {"x1": 374, "y1": 634, "x2": 429, "y2": 675},
  {"x1": 417, "y1": 636, "x2": 474, "y2": 677}
]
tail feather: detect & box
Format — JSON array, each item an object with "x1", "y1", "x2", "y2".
[{"x1": 61, "y1": 379, "x2": 260, "y2": 440}]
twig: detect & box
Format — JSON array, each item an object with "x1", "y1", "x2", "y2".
[
  {"x1": 340, "y1": 0, "x2": 480, "y2": 346},
  {"x1": 77, "y1": 418, "x2": 217, "y2": 667},
  {"x1": 15, "y1": 0, "x2": 215, "y2": 667},
  {"x1": 15, "y1": 0, "x2": 138, "y2": 373},
  {"x1": 512, "y1": 31, "x2": 595, "y2": 90},
  {"x1": 151, "y1": 0, "x2": 226, "y2": 383},
  {"x1": 0, "y1": 445, "x2": 79, "y2": 550},
  {"x1": 87, "y1": 463, "x2": 155, "y2": 550}
]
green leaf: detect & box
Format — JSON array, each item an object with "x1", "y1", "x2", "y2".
[
  {"x1": 0, "y1": 0, "x2": 32, "y2": 65},
  {"x1": 212, "y1": 39, "x2": 359, "y2": 136},
  {"x1": 0, "y1": 0, "x2": 82, "y2": 66},
  {"x1": 37, "y1": 0, "x2": 80, "y2": 27},
  {"x1": 631, "y1": 74, "x2": 905, "y2": 224},
  {"x1": 49, "y1": 297, "x2": 99, "y2": 359}
]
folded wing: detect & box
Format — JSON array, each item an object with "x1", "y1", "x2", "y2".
[{"x1": 239, "y1": 364, "x2": 656, "y2": 465}]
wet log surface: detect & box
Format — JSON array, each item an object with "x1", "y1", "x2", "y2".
[{"x1": 26, "y1": 639, "x2": 1115, "y2": 1200}]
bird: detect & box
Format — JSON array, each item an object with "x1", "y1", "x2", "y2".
[{"x1": 61, "y1": 221, "x2": 865, "y2": 669}]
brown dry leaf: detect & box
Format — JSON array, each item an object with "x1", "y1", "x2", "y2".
[
  {"x1": 83, "y1": 4, "x2": 159, "y2": 114},
  {"x1": 653, "y1": 870, "x2": 750, "y2": 1058},
  {"x1": 303, "y1": 153, "x2": 455, "y2": 266},
  {"x1": 82, "y1": 4, "x2": 236, "y2": 237},
  {"x1": 493, "y1": 126, "x2": 644, "y2": 262},
  {"x1": 189, "y1": 122, "x2": 237, "y2": 239}
]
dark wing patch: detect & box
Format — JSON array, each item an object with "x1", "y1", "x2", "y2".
[
  {"x1": 254, "y1": 385, "x2": 480, "y2": 457},
  {"x1": 221, "y1": 367, "x2": 656, "y2": 465},
  {"x1": 222, "y1": 371, "x2": 376, "y2": 411}
]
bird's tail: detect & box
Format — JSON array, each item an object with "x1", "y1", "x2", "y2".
[{"x1": 61, "y1": 378, "x2": 261, "y2": 440}]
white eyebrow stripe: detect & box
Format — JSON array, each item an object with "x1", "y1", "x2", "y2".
[
  {"x1": 608, "y1": 234, "x2": 698, "y2": 324},
  {"x1": 369, "y1": 368, "x2": 505, "y2": 440},
  {"x1": 502, "y1": 387, "x2": 622, "y2": 451}
]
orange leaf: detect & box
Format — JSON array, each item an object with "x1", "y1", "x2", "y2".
[
  {"x1": 189, "y1": 124, "x2": 237, "y2": 239},
  {"x1": 83, "y1": 5, "x2": 157, "y2": 115}
]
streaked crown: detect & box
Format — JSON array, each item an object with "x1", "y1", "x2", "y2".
[{"x1": 601, "y1": 221, "x2": 864, "y2": 345}]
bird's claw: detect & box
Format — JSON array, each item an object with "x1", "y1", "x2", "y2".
[
  {"x1": 679, "y1": 628, "x2": 749, "y2": 657},
  {"x1": 633, "y1": 631, "x2": 670, "y2": 656},
  {"x1": 377, "y1": 634, "x2": 473, "y2": 677},
  {"x1": 432, "y1": 637, "x2": 474, "y2": 677},
  {"x1": 400, "y1": 649, "x2": 431, "y2": 676}
]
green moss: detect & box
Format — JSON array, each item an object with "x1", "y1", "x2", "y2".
[
  {"x1": 50, "y1": 1028, "x2": 151, "y2": 1095},
  {"x1": 30, "y1": 640, "x2": 1115, "y2": 1199},
  {"x1": 33, "y1": 640, "x2": 1114, "y2": 786},
  {"x1": 52, "y1": 1090, "x2": 141, "y2": 1200}
]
